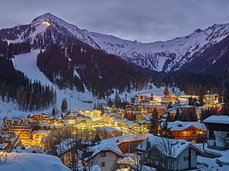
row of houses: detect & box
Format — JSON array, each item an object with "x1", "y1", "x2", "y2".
[
  {"x1": 1, "y1": 113, "x2": 64, "y2": 147},
  {"x1": 57, "y1": 115, "x2": 229, "y2": 171},
  {"x1": 58, "y1": 133, "x2": 204, "y2": 171},
  {"x1": 0, "y1": 130, "x2": 20, "y2": 152}
]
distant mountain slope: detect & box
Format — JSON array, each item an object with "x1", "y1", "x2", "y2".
[
  {"x1": 0, "y1": 13, "x2": 151, "y2": 99},
  {"x1": 1, "y1": 13, "x2": 229, "y2": 73},
  {"x1": 12, "y1": 50, "x2": 95, "y2": 110},
  {"x1": 179, "y1": 35, "x2": 229, "y2": 75},
  {"x1": 86, "y1": 26, "x2": 229, "y2": 72}
]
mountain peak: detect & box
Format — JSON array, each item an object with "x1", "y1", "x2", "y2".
[
  {"x1": 2, "y1": 13, "x2": 229, "y2": 73},
  {"x1": 31, "y1": 13, "x2": 64, "y2": 25}
]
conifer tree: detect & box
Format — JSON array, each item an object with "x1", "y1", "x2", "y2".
[
  {"x1": 150, "y1": 108, "x2": 159, "y2": 135},
  {"x1": 166, "y1": 112, "x2": 173, "y2": 122},
  {"x1": 174, "y1": 108, "x2": 180, "y2": 121},
  {"x1": 222, "y1": 89, "x2": 229, "y2": 115},
  {"x1": 164, "y1": 87, "x2": 171, "y2": 97},
  {"x1": 61, "y1": 98, "x2": 68, "y2": 112},
  {"x1": 52, "y1": 107, "x2": 56, "y2": 116}
]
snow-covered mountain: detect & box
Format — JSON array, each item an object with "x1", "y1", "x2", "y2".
[{"x1": 1, "y1": 13, "x2": 229, "y2": 72}]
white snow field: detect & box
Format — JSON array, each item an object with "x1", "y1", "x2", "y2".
[
  {"x1": 0, "y1": 50, "x2": 96, "y2": 119},
  {"x1": 29, "y1": 14, "x2": 229, "y2": 72},
  {"x1": 0, "y1": 152, "x2": 71, "y2": 171},
  {"x1": 12, "y1": 50, "x2": 94, "y2": 112},
  {"x1": 196, "y1": 144, "x2": 229, "y2": 171},
  {"x1": 0, "y1": 50, "x2": 181, "y2": 118}
]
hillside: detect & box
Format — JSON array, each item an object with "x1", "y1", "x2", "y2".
[{"x1": 1, "y1": 13, "x2": 229, "y2": 73}]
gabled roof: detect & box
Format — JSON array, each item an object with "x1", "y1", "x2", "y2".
[
  {"x1": 56, "y1": 138, "x2": 75, "y2": 156},
  {"x1": 166, "y1": 121, "x2": 207, "y2": 131},
  {"x1": 0, "y1": 143, "x2": 8, "y2": 149},
  {"x1": 203, "y1": 115, "x2": 229, "y2": 125},
  {"x1": 137, "y1": 135, "x2": 203, "y2": 158},
  {"x1": 85, "y1": 133, "x2": 151, "y2": 160},
  {"x1": 98, "y1": 126, "x2": 122, "y2": 132},
  {"x1": 204, "y1": 94, "x2": 219, "y2": 97}
]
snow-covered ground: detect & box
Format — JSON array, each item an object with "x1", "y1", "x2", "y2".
[
  {"x1": 0, "y1": 50, "x2": 182, "y2": 118},
  {"x1": 0, "y1": 50, "x2": 97, "y2": 119},
  {"x1": 0, "y1": 152, "x2": 71, "y2": 171},
  {"x1": 110, "y1": 84, "x2": 182, "y2": 103},
  {"x1": 11, "y1": 50, "x2": 94, "y2": 114},
  {"x1": 196, "y1": 144, "x2": 229, "y2": 171}
]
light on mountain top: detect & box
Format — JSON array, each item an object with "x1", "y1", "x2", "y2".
[{"x1": 42, "y1": 21, "x2": 51, "y2": 27}]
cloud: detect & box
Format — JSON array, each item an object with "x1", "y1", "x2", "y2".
[{"x1": 0, "y1": 0, "x2": 229, "y2": 42}]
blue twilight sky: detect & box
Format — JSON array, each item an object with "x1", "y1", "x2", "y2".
[{"x1": 0, "y1": 0, "x2": 229, "y2": 42}]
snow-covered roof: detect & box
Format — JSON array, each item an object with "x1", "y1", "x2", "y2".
[
  {"x1": 166, "y1": 121, "x2": 207, "y2": 131},
  {"x1": 114, "y1": 118, "x2": 129, "y2": 122},
  {"x1": 126, "y1": 121, "x2": 135, "y2": 126},
  {"x1": 143, "y1": 115, "x2": 152, "y2": 121},
  {"x1": 32, "y1": 130, "x2": 49, "y2": 133},
  {"x1": 133, "y1": 111, "x2": 141, "y2": 114},
  {"x1": 117, "y1": 154, "x2": 135, "y2": 164},
  {"x1": 56, "y1": 138, "x2": 75, "y2": 156},
  {"x1": 89, "y1": 134, "x2": 151, "y2": 159},
  {"x1": 152, "y1": 95, "x2": 162, "y2": 102},
  {"x1": 30, "y1": 113, "x2": 49, "y2": 116},
  {"x1": 203, "y1": 115, "x2": 229, "y2": 125},
  {"x1": 180, "y1": 104, "x2": 194, "y2": 108},
  {"x1": 131, "y1": 165, "x2": 156, "y2": 171},
  {"x1": 98, "y1": 126, "x2": 122, "y2": 132},
  {"x1": 138, "y1": 120, "x2": 147, "y2": 124},
  {"x1": 13, "y1": 146, "x2": 43, "y2": 153},
  {"x1": 137, "y1": 135, "x2": 203, "y2": 158},
  {"x1": 0, "y1": 143, "x2": 8, "y2": 149},
  {"x1": 177, "y1": 97, "x2": 189, "y2": 103},
  {"x1": 204, "y1": 94, "x2": 219, "y2": 97}
]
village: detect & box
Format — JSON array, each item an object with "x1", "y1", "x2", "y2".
[{"x1": 0, "y1": 88, "x2": 228, "y2": 171}]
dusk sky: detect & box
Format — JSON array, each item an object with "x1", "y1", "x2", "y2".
[{"x1": 1, "y1": 0, "x2": 229, "y2": 42}]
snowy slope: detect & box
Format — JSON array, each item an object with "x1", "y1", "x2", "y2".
[
  {"x1": 12, "y1": 50, "x2": 95, "y2": 113},
  {"x1": 0, "y1": 152, "x2": 71, "y2": 171},
  {"x1": 4, "y1": 13, "x2": 229, "y2": 72},
  {"x1": 109, "y1": 84, "x2": 182, "y2": 103},
  {"x1": 85, "y1": 24, "x2": 229, "y2": 72},
  {"x1": 0, "y1": 51, "x2": 178, "y2": 117}
]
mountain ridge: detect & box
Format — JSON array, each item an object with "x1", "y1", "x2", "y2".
[{"x1": 1, "y1": 13, "x2": 229, "y2": 73}]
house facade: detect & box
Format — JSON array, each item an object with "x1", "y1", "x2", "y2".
[
  {"x1": 203, "y1": 115, "x2": 229, "y2": 150},
  {"x1": 165, "y1": 121, "x2": 207, "y2": 141},
  {"x1": 136, "y1": 135, "x2": 203, "y2": 171},
  {"x1": 203, "y1": 94, "x2": 219, "y2": 107},
  {"x1": 84, "y1": 150, "x2": 121, "y2": 171},
  {"x1": 80, "y1": 134, "x2": 151, "y2": 171}
]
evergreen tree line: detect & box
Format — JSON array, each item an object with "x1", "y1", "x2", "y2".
[
  {"x1": 0, "y1": 40, "x2": 31, "y2": 59},
  {"x1": 16, "y1": 81, "x2": 56, "y2": 111},
  {"x1": 27, "y1": 26, "x2": 229, "y2": 98},
  {"x1": 155, "y1": 72, "x2": 221, "y2": 95},
  {"x1": 0, "y1": 40, "x2": 56, "y2": 111},
  {"x1": 37, "y1": 43, "x2": 151, "y2": 99},
  {"x1": 167, "y1": 108, "x2": 198, "y2": 122},
  {"x1": 199, "y1": 107, "x2": 219, "y2": 121}
]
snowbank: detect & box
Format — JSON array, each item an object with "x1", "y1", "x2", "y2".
[{"x1": 0, "y1": 152, "x2": 71, "y2": 171}]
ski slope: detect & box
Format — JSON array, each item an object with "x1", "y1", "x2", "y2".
[
  {"x1": 0, "y1": 50, "x2": 183, "y2": 118},
  {"x1": 12, "y1": 50, "x2": 95, "y2": 114}
]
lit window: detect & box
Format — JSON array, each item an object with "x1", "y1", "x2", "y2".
[
  {"x1": 184, "y1": 156, "x2": 189, "y2": 161},
  {"x1": 100, "y1": 152, "x2": 106, "y2": 157},
  {"x1": 101, "y1": 162, "x2": 105, "y2": 167}
]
